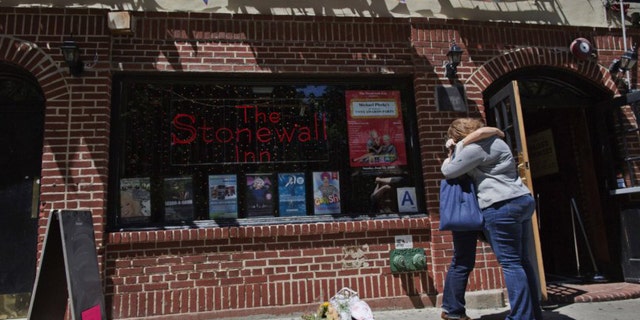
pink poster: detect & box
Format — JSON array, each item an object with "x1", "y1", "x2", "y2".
[{"x1": 346, "y1": 90, "x2": 407, "y2": 168}]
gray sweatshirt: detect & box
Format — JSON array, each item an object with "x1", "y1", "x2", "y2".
[{"x1": 440, "y1": 136, "x2": 531, "y2": 209}]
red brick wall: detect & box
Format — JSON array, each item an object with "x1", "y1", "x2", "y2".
[
  {"x1": 106, "y1": 219, "x2": 434, "y2": 319},
  {"x1": 0, "y1": 7, "x2": 112, "y2": 254},
  {"x1": 0, "y1": 6, "x2": 635, "y2": 319}
]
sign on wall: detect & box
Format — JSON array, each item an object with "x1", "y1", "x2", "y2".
[{"x1": 436, "y1": 85, "x2": 467, "y2": 112}]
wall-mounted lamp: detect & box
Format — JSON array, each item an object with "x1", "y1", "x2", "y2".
[
  {"x1": 60, "y1": 39, "x2": 84, "y2": 77},
  {"x1": 609, "y1": 44, "x2": 638, "y2": 74},
  {"x1": 445, "y1": 42, "x2": 464, "y2": 78}
]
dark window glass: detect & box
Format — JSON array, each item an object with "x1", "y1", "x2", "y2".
[{"x1": 109, "y1": 76, "x2": 424, "y2": 229}]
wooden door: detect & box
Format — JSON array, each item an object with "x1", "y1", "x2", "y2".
[{"x1": 488, "y1": 80, "x2": 547, "y2": 299}]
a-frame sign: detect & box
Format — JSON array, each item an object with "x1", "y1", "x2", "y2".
[{"x1": 28, "y1": 210, "x2": 106, "y2": 320}]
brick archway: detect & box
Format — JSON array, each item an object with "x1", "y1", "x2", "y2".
[
  {"x1": 0, "y1": 35, "x2": 71, "y2": 102},
  {"x1": 0, "y1": 35, "x2": 76, "y2": 219},
  {"x1": 462, "y1": 46, "x2": 622, "y2": 297},
  {"x1": 465, "y1": 47, "x2": 619, "y2": 108}
]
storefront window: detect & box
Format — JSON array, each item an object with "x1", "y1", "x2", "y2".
[{"x1": 109, "y1": 76, "x2": 424, "y2": 229}]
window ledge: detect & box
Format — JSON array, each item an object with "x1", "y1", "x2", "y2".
[
  {"x1": 107, "y1": 214, "x2": 429, "y2": 245},
  {"x1": 610, "y1": 186, "x2": 640, "y2": 195}
]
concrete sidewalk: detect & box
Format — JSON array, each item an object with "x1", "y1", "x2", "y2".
[
  {"x1": 219, "y1": 297, "x2": 640, "y2": 320},
  {"x1": 212, "y1": 282, "x2": 640, "y2": 320},
  {"x1": 370, "y1": 297, "x2": 640, "y2": 319}
]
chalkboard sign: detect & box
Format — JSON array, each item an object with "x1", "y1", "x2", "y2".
[{"x1": 28, "y1": 210, "x2": 106, "y2": 320}]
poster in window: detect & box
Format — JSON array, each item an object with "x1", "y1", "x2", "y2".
[
  {"x1": 208, "y1": 174, "x2": 238, "y2": 219},
  {"x1": 278, "y1": 173, "x2": 307, "y2": 216},
  {"x1": 313, "y1": 171, "x2": 341, "y2": 215},
  {"x1": 163, "y1": 176, "x2": 194, "y2": 222},
  {"x1": 119, "y1": 177, "x2": 151, "y2": 223},
  {"x1": 245, "y1": 174, "x2": 275, "y2": 217},
  {"x1": 345, "y1": 90, "x2": 407, "y2": 169}
]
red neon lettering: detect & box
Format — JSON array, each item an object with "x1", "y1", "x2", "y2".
[
  {"x1": 235, "y1": 105, "x2": 281, "y2": 124},
  {"x1": 199, "y1": 121, "x2": 213, "y2": 143},
  {"x1": 256, "y1": 127, "x2": 272, "y2": 142},
  {"x1": 172, "y1": 109, "x2": 329, "y2": 163},
  {"x1": 275, "y1": 126, "x2": 296, "y2": 142},
  {"x1": 171, "y1": 113, "x2": 197, "y2": 144},
  {"x1": 215, "y1": 127, "x2": 234, "y2": 143},
  {"x1": 297, "y1": 127, "x2": 311, "y2": 142},
  {"x1": 236, "y1": 105, "x2": 254, "y2": 123}
]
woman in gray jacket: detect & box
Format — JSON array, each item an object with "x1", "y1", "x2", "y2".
[{"x1": 440, "y1": 118, "x2": 542, "y2": 320}]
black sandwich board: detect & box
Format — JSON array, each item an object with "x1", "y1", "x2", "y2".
[{"x1": 28, "y1": 210, "x2": 106, "y2": 320}]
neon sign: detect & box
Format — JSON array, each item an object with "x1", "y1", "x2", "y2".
[{"x1": 170, "y1": 103, "x2": 329, "y2": 164}]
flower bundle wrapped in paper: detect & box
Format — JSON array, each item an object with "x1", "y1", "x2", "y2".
[
  {"x1": 302, "y1": 288, "x2": 373, "y2": 320},
  {"x1": 330, "y1": 287, "x2": 374, "y2": 320}
]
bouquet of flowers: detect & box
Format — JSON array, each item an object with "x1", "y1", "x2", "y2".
[
  {"x1": 301, "y1": 288, "x2": 373, "y2": 320},
  {"x1": 301, "y1": 301, "x2": 330, "y2": 320},
  {"x1": 329, "y1": 287, "x2": 356, "y2": 320}
]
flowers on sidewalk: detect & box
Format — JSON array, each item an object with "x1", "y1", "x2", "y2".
[
  {"x1": 301, "y1": 287, "x2": 373, "y2": 320},
  {"x1": 301, "y1": 301, "x2": 331, "y2": 319}
]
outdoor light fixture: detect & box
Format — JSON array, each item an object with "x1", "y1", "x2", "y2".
[
  {"x1": 60, "y1": 39, "x2": 84, "y2": 76},
  {"x1": 609, "y1": 44, "x2": 638, "y2": 74},
  {"x1": 445, "y1": 42, "x2": 464, "y2": 78}
]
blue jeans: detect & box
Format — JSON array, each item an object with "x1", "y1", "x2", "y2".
[
  {"x1": 441, "y1": 230, "x2": 477, "y2": 318},
  {"x1": 483, "y1": 194, "x2": 543, "y2": 320}
]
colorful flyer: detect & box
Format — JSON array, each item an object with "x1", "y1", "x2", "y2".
[
  {"x1": 163, "y1": 176, "x2": 194, "y2": 222},
  {"x1": 278, "y1": 173, "x2": 307, "y2": 216},
  {"x1": 245, "y1": 174, "x2": 275, "y2": 217},
  {"x1": 345, "y1": 90, "x2": 407, "y2": 168},
  {"x1": 208, "y1": 174, "x2": 238, "y2": 219},
  {"x1": 313, "y1": 171, "x2": 341, "y2": 214},
  {"x1": 119, "y1": 177, "x2": 152, "y2": 223}
]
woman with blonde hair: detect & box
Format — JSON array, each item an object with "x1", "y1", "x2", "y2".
[{"x1": 440, "y1": 118, "x2": 542, "y2": 320}]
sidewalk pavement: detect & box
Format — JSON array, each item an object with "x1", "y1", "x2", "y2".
[
  {"x1": 219, "y1": 297, "x2": 640, "y2": 320},
  {"x1": 211, "y1": 282, "x2": 640, "y2": 320}
]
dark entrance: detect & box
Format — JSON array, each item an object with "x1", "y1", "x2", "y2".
[
  {"x1": 0, "y1": 62, "x2": 45, "y2": 318},
  {"x1": 485, "y1": 68, "x2": 622, "y2": 283}
]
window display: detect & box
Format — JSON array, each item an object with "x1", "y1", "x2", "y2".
[{"x1": 109, "y1": 77, "x2": 424, "y2": 228}]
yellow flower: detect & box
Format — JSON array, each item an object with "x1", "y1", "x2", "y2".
[
  {"x1": 325, "y1": 304, "x2": 339, "y2": 320},
  {"x1": 317, "y1": 301, "x2": 330, "y2": 318}
]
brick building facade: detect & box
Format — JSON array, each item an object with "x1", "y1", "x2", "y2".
[{"x1": 1, "y1": 5, "x2": 638, "y2": 319}]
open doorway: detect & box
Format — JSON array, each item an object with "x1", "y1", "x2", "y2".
[
  {"x1": 485, "y1": 69, "x2": 623, "y2": 284},
  {"x1": 0, "y1": 62, "x2": 44, "y2": 319}
]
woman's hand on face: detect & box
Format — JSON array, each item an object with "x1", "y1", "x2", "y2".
[
  {"x1": 445, "y1": 138, "x2": 455, "y2": 149},
  {"x1": 445, "y1": 139, "x2": 456, "y2": 157}
]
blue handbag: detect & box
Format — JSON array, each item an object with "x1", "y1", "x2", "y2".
[{"x1": 439, "y1": 176, "x2": 484, "y2": 231}]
